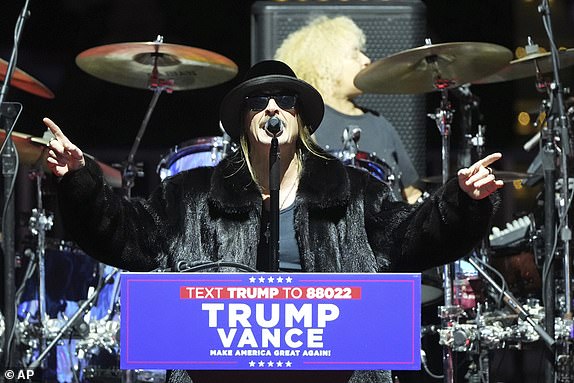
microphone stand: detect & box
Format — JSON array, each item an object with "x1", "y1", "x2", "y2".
[
  {"x1": 0, "y1": 0, "x2": 31, "y2": 368},
  {"x1": 268, "y1": 135, "x2": 280, "y2": 272}
]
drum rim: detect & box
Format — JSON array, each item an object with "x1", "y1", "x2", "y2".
[{"x1": 159, "y1": 136, "x2": 225, "y2": 168}]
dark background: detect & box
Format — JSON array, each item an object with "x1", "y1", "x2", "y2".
[{"x1": 1, "y1": 0, "x2": 573, "y2": 191}]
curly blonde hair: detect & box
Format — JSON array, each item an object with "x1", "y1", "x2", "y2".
[{"x1": 274, "y1": 15, "x2": 366, "y2": 98}]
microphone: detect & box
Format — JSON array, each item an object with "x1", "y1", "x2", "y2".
[{"x1": 265, "y1": 116, "x2": 283, "y2": 136}]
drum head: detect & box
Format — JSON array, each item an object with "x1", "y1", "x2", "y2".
[{"x1": 157, "y1": 136, "x2": 234, "y2": 180}]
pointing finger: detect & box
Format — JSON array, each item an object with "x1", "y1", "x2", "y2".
[{"x1": 473, "y1": 152, "x2": 502, "y2": 170}]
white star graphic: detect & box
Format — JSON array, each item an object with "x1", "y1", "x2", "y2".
[
  {"x1": 258, "y1": 361, "x2": 265, "y2": 367},
  {"x1": 249, "y1": 276, "x2": 256, "y2": 283},
  {"x1": 276, "y1": 276, "x2": 284, "y2": 283},
  {"x1": 267, "y1": 361, "x2": 274, "y2": 367},
  {"x1": 258, "y1": 276, "x2": 265, "y2": 283},
  {"x1": 276, "y1": 361, "x2": 283, "y2": 367},
  {"x1": 285, "y1": 276, "x2": 293, "y2": 283},
  {"x1": 267, "y1": 276, "x2": 275, "y2": 283},
  {"x1": 285, "y1": 361, "x2": 292, "y2": 367},
  {"x1": 249, "y1": 361, "x2": 255, "y2": 367}
]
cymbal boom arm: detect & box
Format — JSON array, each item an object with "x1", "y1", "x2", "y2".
[{"x1": 123, "y1": 36, "x2": 173, "y2": 197}]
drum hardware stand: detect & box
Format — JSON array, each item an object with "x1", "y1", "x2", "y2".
[
  {"x1": 1, "y1": 102, "x2": 23, "y2": 368},
  {"x1": 428, "y1": 85, "x2": 460, "y2": 383},
  {"x1": 122, "y1": 35, "x2": 173, "y2": 198},
  {"x1": 537, "y1": 1, "x2": 574, "y2": 380},
  {"x1": 340, "y1": 125, "x2": 362, "y2": 166},
  {"x1": 26, "y1": 166, "x2": 54, "y2": 362},
  {"x1": 27, "y1": 268, "x2": 120, "y2": 370},
  {"x1": 0, "y1": 0, "x2": 31, "y2": 369},
  {"x1": 453, "y1": 84, "x2": 482, "y2": 169},
  {"x1": 468, "y1": 255, "x2": 556, "y2": 349}
]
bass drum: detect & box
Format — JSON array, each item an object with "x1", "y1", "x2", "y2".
[
  {"x1": 18, "y1": 240, "x2": 99, "y2": 323},
  {"x1": 157, "y1": 136, "x2": 235, "y2": 180}
]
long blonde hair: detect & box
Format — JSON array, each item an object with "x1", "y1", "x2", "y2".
[{"x1": 274, "y1": 15, "x2": 366, "y2": 98}]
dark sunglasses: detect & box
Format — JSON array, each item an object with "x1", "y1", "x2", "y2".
[{"x1": 245, "y1": 95, "x2": 298, "y2": 112}]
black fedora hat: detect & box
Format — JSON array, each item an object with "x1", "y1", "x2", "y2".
[{"x1": 219, "y1": 60, "x2": 324, "y2": 140}]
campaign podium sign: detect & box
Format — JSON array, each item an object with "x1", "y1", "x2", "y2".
[{"x1": 120, "y1": 272, "x2": 420, "y2": 370}]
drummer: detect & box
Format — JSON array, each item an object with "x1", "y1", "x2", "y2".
[{"x1": 275, "y1": 15, "x2": 423, "y2": 203}]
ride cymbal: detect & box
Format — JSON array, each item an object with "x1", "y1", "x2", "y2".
[
  {"x1": 75, "y1": 40, "x2": 238, "y2": 90},
  {"x1": 473, "y1": 49, "x2": 574, "y2": 84},
  {"x1": 0, "y1": 129, "x2": 122, "y2": 188},
  {"x1": 1, "y1": 58, "x2": 55, "y2": 99},
  {"x1": 354, "y1": 42, "x2": 513, "y2": 94}
]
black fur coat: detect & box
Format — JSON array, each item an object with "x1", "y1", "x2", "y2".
[{"x1": 57, "y1": 150, "x2": 498, "y2": 383}]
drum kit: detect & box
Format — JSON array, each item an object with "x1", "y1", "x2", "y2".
[
  {"x1": 1, "y1": 25, "x2": 573, "y2": 383},
  {"x1": 352, "y1": 38, "x2": 574, "y2": 383}
]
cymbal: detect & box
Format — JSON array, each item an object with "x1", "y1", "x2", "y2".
[
  {"x1": 1, "y1": 58, "x2": 55, "y2": 99},
  {"x1": 421, "y1": 171, "x2": 533, "y2": 184},
  {"x1": 473, "y1": 49, "x2": 574, "y2": 84},
  {"x1": 75, "y1": 41, "x2": 238, "y2": 90},
  {"x1": 354, "y1": 42, "x2": 513, "y2": 94},
  {"x1": 0, "y1": 129, "x2": 122, "y2": 188}
]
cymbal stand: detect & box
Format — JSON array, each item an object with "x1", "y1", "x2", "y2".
[
  {"x1": 0, "y1": 0, "x2": 31, "y2": 369},
  {"x1": 27, "y1": 166, "x2": 53, "y2": 358},
  {"x1": 0, "y1": 103, "x2": 22, "y2": 368},
  {"x1": 538, "y1": 1, "x2": 573, "y2": 381},
  {"x1": 122, "y1": 35, "x2": 173, "y2": 198},
  {"x1": 428, "y1": 88, "x2": 459, "y2": 383},
  {"x1": 452, "y1": 84, "x2": 482, "y2": 169}
]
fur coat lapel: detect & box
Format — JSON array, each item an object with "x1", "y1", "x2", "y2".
[{"x1": 207, "y1": 151, "x2": 351, "y2": 214}]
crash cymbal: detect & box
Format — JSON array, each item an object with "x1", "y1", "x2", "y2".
[
  {"x1": 473, "y1": 49, "x2": 574, "y2": 84},
  {"x1": 75, "y1": 40, "x2": 238, "y2": 90},
  {"x1": 421, "y1": 171, "x2": 533, "y2": 184},
  {"x1": 354, "y1": 42, "x2": 513, "y2": 94},
  {"x1": 1, "y1": 58, "x2": 55, "y2": 99},
  {"x1": 0, "y1": 129, "x2": 121, "y2": 188}
]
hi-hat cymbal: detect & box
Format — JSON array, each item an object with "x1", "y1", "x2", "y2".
[
  {"x1": 1, "y1": 58, "x2": 55, "y2": 99},
  {"x1": 75, "y1": 41, "x2": 238, "y2": 90},
  {"x1": 354, "y1": 42, "x2": 513, "y2": 94},
  {"x1": 421, "y1": 171, "x2": 533, "y2": 184},
  {"x1": 473, "y1": 49, "x2": 574, "y2": 84},
  {"x1": 0, "y1": 129, "x2": 122, "y2": 188}
]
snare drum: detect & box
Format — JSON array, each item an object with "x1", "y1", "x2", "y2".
[{"x1": 157, "y1": 136, "x2": 235, "y2": 180}]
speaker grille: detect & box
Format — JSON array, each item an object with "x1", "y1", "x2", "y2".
[{"x1": 251, "y1": 0, "x2": 428, "y2": 176}]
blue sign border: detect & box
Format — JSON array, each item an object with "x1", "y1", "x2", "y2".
[{"x1": 120, "y1": 272, "x2": 421, "y2": 370}]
